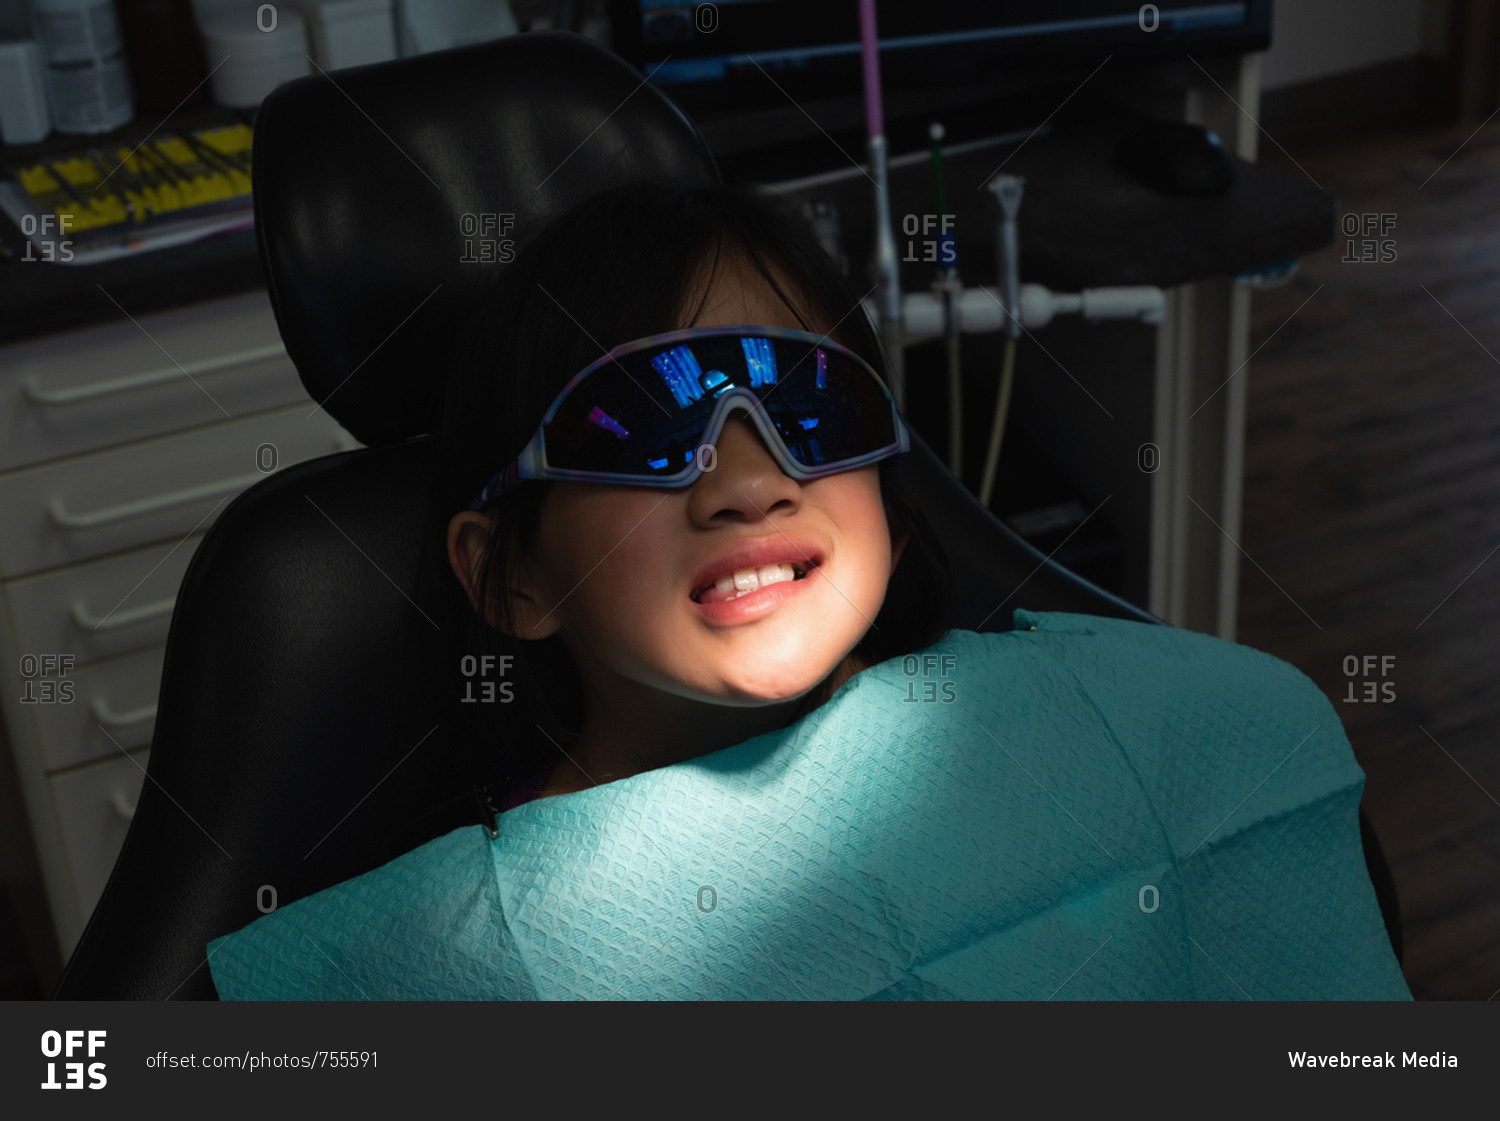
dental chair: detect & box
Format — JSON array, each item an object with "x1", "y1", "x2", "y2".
[{"x1": 52, "y1": 31, "x2": 1402, "y2": 999}]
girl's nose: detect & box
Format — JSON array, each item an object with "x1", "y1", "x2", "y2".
[
  {"x1": 713, "y1": 413, "x2": 777, "y2": 468},
  {"x1": 687, "y1": 415, "x2": 802, "y2": 522}
]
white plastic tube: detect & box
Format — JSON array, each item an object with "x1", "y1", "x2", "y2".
[{"x1": 877, "y1": 284, "x2": 1166, "y2": 340}]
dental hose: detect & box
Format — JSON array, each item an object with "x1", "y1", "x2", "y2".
[
  {"x1": 978, "y1": 335, "x2": 1016, "y2": 509},
  {"x1": 980, "y1": 173, "x2": 1025, "y2": 510},
  {"x1": 859, "y1": 0, "x2": 905, "y2": 410},
  {"x1": 929, "y1": 121, "x2": 963, "y2": 480},
  {"x1": 944, "y1": 296, "x2": 963, "y2": 481}
]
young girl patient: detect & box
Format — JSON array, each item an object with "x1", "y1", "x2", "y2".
[{"x1": 207, "y1": 182, "x2": 1409, "y2": 1001}]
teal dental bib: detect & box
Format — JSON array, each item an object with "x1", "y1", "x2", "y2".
[{"x1": 207, "y1": 609, "x2": 1410, "y2": 1000}]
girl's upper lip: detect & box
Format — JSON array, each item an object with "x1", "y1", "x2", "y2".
[{"x1": 689, "y1": 534, "x2": 826, "y2": 598}]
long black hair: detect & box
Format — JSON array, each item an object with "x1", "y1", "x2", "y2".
[{"x1": 396, "y1": 181, "x2": 953, "y2": 841}]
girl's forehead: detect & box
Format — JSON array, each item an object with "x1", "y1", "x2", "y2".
[{"x1": 681, "y1": 252, "x2": 833, "y2": 336}]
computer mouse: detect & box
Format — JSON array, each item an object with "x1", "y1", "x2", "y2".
[{"x1": 1116, "y1": 120, "x2": 1236, "y2": 195}]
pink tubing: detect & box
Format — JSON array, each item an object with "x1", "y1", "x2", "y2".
[{"x1": 858, "y1": 0, "x2": 883, "y2": 138}]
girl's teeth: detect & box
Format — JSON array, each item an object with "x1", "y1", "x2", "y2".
[{"x1": 705, "y1": 563, "x2": 799, "y2": 603}]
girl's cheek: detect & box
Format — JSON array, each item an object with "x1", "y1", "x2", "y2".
[{"x1": 828, "y1": 474, "x2": 889, "y2": 538}]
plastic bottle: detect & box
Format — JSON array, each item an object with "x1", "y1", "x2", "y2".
[{"x1": 28, "y1": 0, "x2": 134, "y2": 134}]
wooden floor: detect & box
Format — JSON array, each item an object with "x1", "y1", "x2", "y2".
[{"x1": 1242, "y1": 118, "x2": 1500, "y2": 1000}]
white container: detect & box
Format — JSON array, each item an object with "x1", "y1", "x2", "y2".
[
  {"x1": 27, "y1": 0, "x2": 134, "y2": 134},
  {"x1": 395, "y1": 0, "x2": 516, "y2": 57},
  {"x1": 199, "y1": 7, "x2": 311, "y2": 108},
  {"x1": 0, "y1": 39, "x2": 52, "y2": 144},
  {"x1": 299, "y1": 0, "x2": 396, "y2": 70}
]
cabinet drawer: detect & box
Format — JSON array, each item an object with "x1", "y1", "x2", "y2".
[
  {"x1": 0, "y1": 402, "x2": 355, "y2": 578},
  {"x1": 0, "y1": 290, "x2": 308, "y2": 472},
  {"x1": 6, "y1": 533, "x2": 205, "y2": 666},
  {"x1": 26, "y1": 645, "x2": 164, "y2": 771},
  {"x1": 50, "y1": 747, "x2": 149, "y2": 938}
]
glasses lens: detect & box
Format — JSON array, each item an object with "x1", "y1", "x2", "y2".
[
  {"x1": 758, "y1": 336, "x2": 895, "y2": 469},
  {"x1": 541, "y1": 334, "x2": 895, "y2": 477}
]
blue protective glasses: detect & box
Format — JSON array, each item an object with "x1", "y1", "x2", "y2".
[{"x1": 468, "y1": 325, "x2": 911, "y2": 510}]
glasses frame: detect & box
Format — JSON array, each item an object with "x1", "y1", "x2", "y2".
[{"x1": 468, "y1": 324, "x2": 910, "y2": 510}]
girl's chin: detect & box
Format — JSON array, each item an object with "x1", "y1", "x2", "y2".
[{"x1": 708, "y1": 662, "x2": 844, "y2": 705}]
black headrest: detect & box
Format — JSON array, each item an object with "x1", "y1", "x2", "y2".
[{"x1": 253, "y1": 30, "x2": 722, "y2": 447}]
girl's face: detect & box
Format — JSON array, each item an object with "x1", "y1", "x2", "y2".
[{"x1": 452, "y1": 255, "x2": 906, "y2": 709}]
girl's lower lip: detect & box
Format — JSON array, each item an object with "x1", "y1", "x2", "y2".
[{"x1": 690, "y1": 566, "x2": 820, "y2": 625}]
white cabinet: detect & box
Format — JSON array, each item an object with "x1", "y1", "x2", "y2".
[
  {"x1": 0, "y1": 292, "x2": 307, "y2": 471},
  {"x1": 48, "y1": 747, "x2": 152, "y2": 932},
  {"x1": 0, "y1": 397, "x2": 353, "y2": 577},
  {"x1": 0, "y1": 289, "x2": 361, "y2": 962},
  {"x1": 25, "y1": 645, "x2": 165, "y2": 770}
]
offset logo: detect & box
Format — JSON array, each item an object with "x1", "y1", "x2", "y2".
[
  {"x1": 1341, "y1": 213, "x2": 1397, "y2": 263},
  {"x1": 1342, "y1": 654, "x2": 1396, "y2": 703},
  {"x1": 901, "y1": 214, "x2": 957, "y2": 265},
  {"x1": 901, "y1": 653, "x2": 959, "y2": 703},
  {"x1": 15, "y1": 213, "x2": 74, "y2": 262},
  {"x1": 460, "y1": 654, "x2": 515, "y2": 703},
  {"x1": 40, "y1": 1030, "x2": 106, "y2": 1090},
  {"x1": 18, "y1": 654, "x2": 75, "y2": 704},
  {"x1": 459, "y1": 213, "x2": 517, "y2": 264}
]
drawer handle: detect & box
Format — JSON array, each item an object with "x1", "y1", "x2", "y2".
[
  {"x1": 49, "y1": 470, "x2": 266, "y2": 530},
  {"x1": 92, "y1": 696, "x2": 157, "y2": 730},
  {"x1": 23, "y1": 342, "x2": 288, "y2": 406},
  {"x1": 109, "y1": 788, "x2": 139, "y2": 822},
  {"x1": 72, "y1": 596, "x2": 176, "y2": 632}
]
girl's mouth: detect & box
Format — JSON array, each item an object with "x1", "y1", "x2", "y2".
[{"x1": 691, "y1": 561, "x2": 817, "y2": 605}]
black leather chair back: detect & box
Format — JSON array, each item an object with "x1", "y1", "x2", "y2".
[
  {"x1": 58, "y1": 32, "x2": 1392, "y2": 1000},
  {"x1": 256, "y1": 30, "x2": 723, "y2": 446}
]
